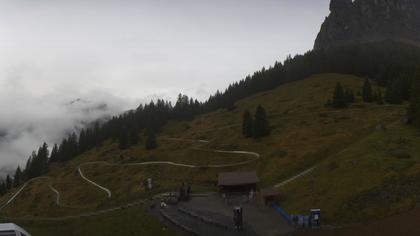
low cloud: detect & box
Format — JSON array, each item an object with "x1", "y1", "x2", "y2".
[{"x1": 0, "y1": 72, "x2": 136, "y2": 175}]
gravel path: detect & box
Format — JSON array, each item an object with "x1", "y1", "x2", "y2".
[
  {"x1": 0, "y1": 134, "x2": 310, "y2": 224},
  {"x1": 2, "y1": 199, "x2": 147, "y2": 221},
  {"x1": 274, "y1": 166, "x2": 317, "y2": 188},
  {"x1": 0, "y1": 177, "x2": 61, "y2": 211},
  {"x1": 77, "y1": 138, "x2": 260, "y2": 198}
]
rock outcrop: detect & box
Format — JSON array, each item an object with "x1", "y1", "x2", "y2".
[{"x1": 314, "y1": 0, "x2": 420, "y2": 50}]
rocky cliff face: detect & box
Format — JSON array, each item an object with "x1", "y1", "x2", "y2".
[{"x1": 314, "y1": 0, "x2": 420, "y2": 50}]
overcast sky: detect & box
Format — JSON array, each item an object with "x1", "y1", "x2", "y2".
[{"x1": 0, "y1": 0, "x2": 330, "y2": 172}]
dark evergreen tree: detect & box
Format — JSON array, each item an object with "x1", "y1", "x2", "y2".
[
  {"x1": 36, "y1": 143, "x2": 49, "y2": 175},
  {"x1": 92, "y1": 122, "x2": 102, "y2": 147},
  {"x1": 242, "y1": 110, "x2": 254, "y2": 138},
  {"x1": 0, "y1": 182, "x2": 6, "y2": 196},
  {"x1": 118, "y1": 130, "x2": 129, "y2": 150},
  {"x1": 13, "y1": 166, "x2": 22, "y2": 187},
  {"x1": 24, "y1": 156, "x2": 32, "y2": 180},
  {"x1": 5, "y1": 175, "x2": 12, "y2": 190},
  {"x1": 345, "y1": 88, "x2": 355, "y2": 104},
  {"x1": 253, "y1": 105, "x2": 270, "y2": 138},
  {"x1": 49, "y1": 144, "x2": 59, "y2": 163},
  {"x1": 224, "y1": 88, "x2": 235, "y2": 111},
  {"x1": 145, "y1": 128, "x2": 157, "y2": 150},
  {"x1": 68, "y1": 133, "x2": 79, "y2": 157},
  {"x1": 129, "y1": 129, "x2": 139, "y2": 146},
  {"x1": 332, "y1": 82, "x2": 347, "y2": 108},
  {"x1": 57, "y1": 138, "x2": 68, "y2": 162},
  {"x1": 26, "y1": 151, "x2": 37, "y2": 179},
  {"x1": 173, "y1": 94, "x2": 195, "y2": 120},
  {"x1": 408, "y1": 69, "x2": 420, "y2": 129},
  {"x1": 78, "y1": 129, "x2": 88, "y2": 153},
  {"x1": 23, "y1": 143, "x2": 50, "y2": 179},
  {"x1": 362, "y1": 79, "x2": 373, "y2": 103}
]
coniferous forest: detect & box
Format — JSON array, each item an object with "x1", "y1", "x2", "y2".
[{"x1": 4, "y1": 40, "x2": 420, "y2": 194}]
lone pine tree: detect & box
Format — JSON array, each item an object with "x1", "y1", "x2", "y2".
[
  {"x1": 242, "y1": 110, "x2": 254, "y2": 138},
  {"x1": 253, "y1": 105, "x2": 270, "y2": 138},
  {"x1": 332, "y1": 82, "x2": 347, "y2": 108}
]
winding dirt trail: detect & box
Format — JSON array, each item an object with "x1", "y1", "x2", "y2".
[
  {"x1": 0, "y1": 136, "x2": 311, "y2": 221},
  {"x1": 0, "y1": 177, "x2": 61, "y2": 211},
  {"x1": 274, "y1": 166, "x2": 317, "y2": 188},
  {"x1": 77, "y1": 138, "x2": 260, "y2": 198}
]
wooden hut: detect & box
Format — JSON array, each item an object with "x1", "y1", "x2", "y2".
[{"x1": 217, "y1": 171, "x2": 259, "y2": 194}]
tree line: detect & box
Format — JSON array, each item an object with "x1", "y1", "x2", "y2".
[
  {"x1": 203, "y1": 41, "x2": 420, "y2": 114},
  {"x1": 326, "y1": 79, "x2": 385, "y2": 108}
]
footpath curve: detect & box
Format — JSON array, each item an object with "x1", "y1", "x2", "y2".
[
  {"x1": 0, "y1": 177, "x2": 61, "y2": 211},
  {"x1": 0, "y1": 135, "x2": 314, "y2": 221},
  {"x1": 78, "y1": 137, "x2": 260, "y2": 198}
]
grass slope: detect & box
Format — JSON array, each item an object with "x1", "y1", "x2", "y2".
[
  {"x1": 281, "y1": 121, "x2": 420, "y2": 223},
  {"x1": 3, "y1": 205, "x2": 181, "y2": 236},
  {"x1": 0, "y1": 73, "x2": 416, "y2": 234}
]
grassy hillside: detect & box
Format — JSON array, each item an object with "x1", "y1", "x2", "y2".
[
  {"x1": 2, "y1": 204, "x2": 182, "y2": 236},
  {"x1": 281, "y1": 121, "x2": 420, "y2": 223},
  {"x1": 0, "y1": 73, "x2": 416, "y2": 234}
]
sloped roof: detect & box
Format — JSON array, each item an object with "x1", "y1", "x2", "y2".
[
  {"x1": 260, "y1": 187, "x2": 280, "y2": 197},
  {"x1": 218, "y1": 171, "x2": 259, "y2": 186}
]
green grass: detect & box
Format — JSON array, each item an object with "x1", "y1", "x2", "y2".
[
  {"x1": 280, "y1": 121, "x2": 420, "y2": 223},
  {"x1": 2, "y1": 205, "x2": 181, "y2": 236},
  {"x1": 0, "y1": 73, "x2": 416, "y2": 233}
]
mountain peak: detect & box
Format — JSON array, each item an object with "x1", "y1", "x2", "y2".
[
  {"x1": 330, "y1": 0, "x2": 352, "y2": 13},
  {"x1": 314, "y1": 0, "x2": 420, "y2": 50}
]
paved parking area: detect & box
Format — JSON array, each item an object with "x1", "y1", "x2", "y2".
[{"x1": 173, "y1": 194, "x2": 295, "y2": 236}]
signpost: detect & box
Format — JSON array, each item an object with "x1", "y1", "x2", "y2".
[
  {"x1": 233, "y1": 206, "x2": 243, "y2": 231},
  {"x1": 310, "y1": 209, "x2": 321, "y2": 228}
]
